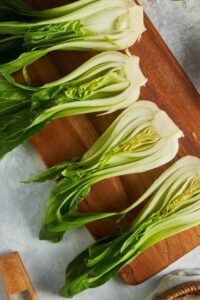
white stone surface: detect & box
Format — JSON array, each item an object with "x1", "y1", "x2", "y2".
[
  {"x1": 0, "y1": 1, "x2": 199, "y2": 299},
  {"x1": 139, "y1": 0, "x2": 200, "y2": 91}
]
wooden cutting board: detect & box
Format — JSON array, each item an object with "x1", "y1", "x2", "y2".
[{"x1": 24, "y1": 0, "x2": 200, "y2": 285}]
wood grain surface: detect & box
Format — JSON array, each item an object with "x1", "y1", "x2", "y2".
[
  {"x1": 24, "y1": 0, "x2": 200, "y2": 285},
  {"x1": 0, "y1": 252, "x2": 38, "y2": 299}
]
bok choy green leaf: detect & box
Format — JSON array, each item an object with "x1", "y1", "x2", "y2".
[
  {"x1": 28, "y1": 101, "x2": 183, "y2": 243},
  {"x1": 59, "y1": 155, "x2": 200, "y2": 298},
  {"x1": 0, "y1": 51, "x2": 146, "y2": 159},
  {"x1": 0, "y1": 0, "x2": 145, "y2": 73},
  {"x1": 0, "y1": 0, "x2": 99, "y2": 21},
  {"x1": 0, "y1": 0, "x2": 36, "y2": 21}
]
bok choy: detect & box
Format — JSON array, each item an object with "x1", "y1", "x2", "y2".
[
  {"x1": 59, "y1": 155, "x2": 200, "y2": 298},
  {"x1": 0, "y1": 51, "x2": 146, "y2": 159},
  {"x1": 0, "y1": 0, "x2": 103, "y2": 21},
  {"x1": 29, "y1": 101, "x2": 183, "y2": 243},
  {"x1": 0, "y1": 0, "x2": 145, "y2": 74}
]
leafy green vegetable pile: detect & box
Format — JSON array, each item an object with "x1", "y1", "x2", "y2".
[
  {"x1": 0, "y1": 51, "x2": 146, "y2": 159},
  {"x1": 29, "y1": 101, "x2": 183, "y2": 243},
  {"x1": 0, "y1": 0, "x2": 145, "y2": 74},
  {"x1": 59, "y1": 156, "x2": 200, "y2": 297},
  {"x1": 0, "y1": 0, "x2": 198, "y2": 299}
]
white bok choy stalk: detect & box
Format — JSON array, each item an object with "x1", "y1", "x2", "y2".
[
  {"x1": 0, "y1": 51, "x2": 146, "y2": 159},
  {"x1": 59, "y1": 155, "x2": 200, "y2": 298},
  {"x1": 0, "y1": 0, "x2": 145, "y2": 74},
  {"x1": 28, "y1": 101, "x2": 183, "y2": 243},
  {"x1": 0, "y1": 0, "x2": 107, "y2": 21}
]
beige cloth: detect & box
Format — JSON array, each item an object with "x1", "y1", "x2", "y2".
[
  {"x1": 183, "y1": 297, "x2": 200, "y2": 300},
  {"x1": 147, "y1": 269, "x2": 200, "y2": 300}
]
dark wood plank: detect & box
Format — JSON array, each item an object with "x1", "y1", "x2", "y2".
[{"x1": 23, "y1": 0, "x2": 200, "y2": 284}]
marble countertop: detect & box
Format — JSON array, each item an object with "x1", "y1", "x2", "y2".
[{"x1": 0, "y1": 1, "x2": 199, "y2": 299}]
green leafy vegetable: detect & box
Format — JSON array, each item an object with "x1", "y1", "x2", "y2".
[
  {"x1": 0, "y1": 0, "x2": 110, "y2": 21},
  {"x1": 28, "y1": 101, "x2": 183, "y2": 243},
  {"x1": 0, "y1": 51, "x2": 146, "y2": 159},
  {"x1": 0, "y1": 0, "x2": 145, "y2": 73},
  {"x1": 59, "y1": 155, "x2": 200, "y2": 297},
  {"x1": 0, "y1": 0, "x2": 36, "y2": 21}
]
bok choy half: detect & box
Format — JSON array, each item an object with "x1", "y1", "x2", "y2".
[
  {"x1": 28, "y1": 101, "x2": 183, "y2": 243},
  {"x1": 0, "y1": 0, "x2": 145, "y2": 74},
  {"x1": 0, "y1": 51, "x2": 146, "y2": 159},
  {"x1": 59, "y1": 155, "x2": 200, "y2": 298}
]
